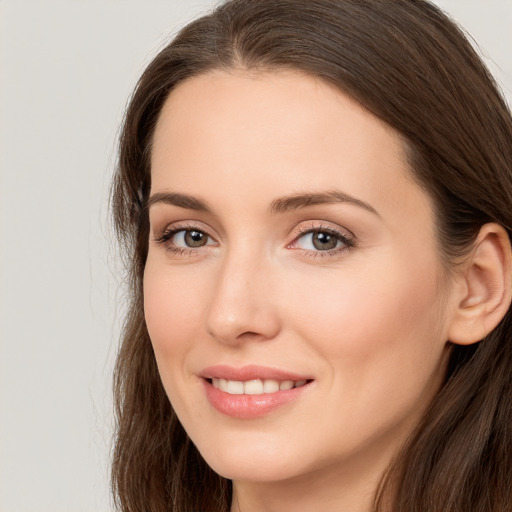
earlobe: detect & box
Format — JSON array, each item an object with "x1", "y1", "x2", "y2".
[{"x1": 448, "y1": 223, "x2": 512, "y2": 346}]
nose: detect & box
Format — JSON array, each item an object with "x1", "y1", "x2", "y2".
[{"x1": 205, "y1": 250, "x2": 281, "y2": 345}]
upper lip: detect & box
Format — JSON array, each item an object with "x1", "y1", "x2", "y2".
[{"x1": 200, "y1": 364, "x2": 312, "y2": 382}]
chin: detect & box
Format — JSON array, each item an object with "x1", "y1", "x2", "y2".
[
  {"x1": 207, "y1": 456, "x2": 303, "y2": 484},
  {"x1": 194, "y1": 432, "x2": 310, "y2": 483}
]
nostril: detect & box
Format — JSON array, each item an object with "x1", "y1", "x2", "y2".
[{"x1": 236, "y1": 331, "x2": 264, "y2": 341}]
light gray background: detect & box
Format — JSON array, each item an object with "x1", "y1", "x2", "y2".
[{"x1": 0, "y1": 1, "x2": 510, "y2": 511}]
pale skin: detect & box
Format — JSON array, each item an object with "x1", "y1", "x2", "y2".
[{"x1": 143, "y1": 70, "x2": 512, "y2": 512}]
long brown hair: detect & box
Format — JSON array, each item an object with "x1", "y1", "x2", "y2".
[{"x1": 111, "y1": 1, "x2": 512, "y2": 510}]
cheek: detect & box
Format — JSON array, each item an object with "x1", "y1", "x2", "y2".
[
  {"x1": 285, "y1": 255, "x2": 448, "y2": 384},
  {"x1": 143, "y1": 263, "x2": 204, "y2": 358},
  {"x1": 143, "y1": 262, "x2": 212, "y2": 421},
  {"x1": 281, "y1": 261, "x2": 450, "y2": 447}
]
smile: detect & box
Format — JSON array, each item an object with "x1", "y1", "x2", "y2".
[
  {"x1": 210, "y1": 378, "x2": 308, "y2": 395},
  {"x1": 201, "y1": 367, "x2": 314, "y2": 418}
]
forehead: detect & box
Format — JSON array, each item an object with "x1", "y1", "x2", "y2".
[{"x1": 150, "y1": 69, "x2": 432, "y2": 229}]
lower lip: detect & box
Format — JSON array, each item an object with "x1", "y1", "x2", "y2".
[{"x1": 203, "y1": 379, "x2": 311, "y2": 419}]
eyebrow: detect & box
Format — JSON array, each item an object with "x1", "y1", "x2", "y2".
[
  {"x1": 147, "y1": 189, "x2": 380, "y2": 217},
  {"x1": 270, "y1": 190, "x2": 380, "y2": 217},
  {"x1": 146, "y1": 192, "x2": 211, "y2": 212}
]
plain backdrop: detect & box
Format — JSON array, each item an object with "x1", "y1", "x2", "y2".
[{"x1": 0, "y1": 1, "x2": 510, "y2": 511}]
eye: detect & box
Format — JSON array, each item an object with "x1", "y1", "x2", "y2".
[
  {"x1": 173, "y1": 229, "x2": 210, "y2": 248},
  {"x1": 154, "y1": 225, "x2": 217, "y2": 253},
  {"x1": 290, "y1": 225, "x2": 355, "y2": 256},
  {"x1": 296, "y1": 230, "x2": 342, "y2": 251}
]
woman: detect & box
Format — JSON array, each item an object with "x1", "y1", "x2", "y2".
[{"x1": 111, "y1": 1, "x2": 512, "y2": 511}]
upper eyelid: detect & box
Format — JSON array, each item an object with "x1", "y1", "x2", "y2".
[
  {"x1": 290, "y1": 227, "x2": 353, "y2": 246},
  {"x1": 291, "y1": 221, "x2": 355, "y2": 240},
  {"x1": 155, "y1": 220, "x2": 217, "y2": 239},
  {"x1": 152, "y1": 219, "x2": 355, "y2": 246}
]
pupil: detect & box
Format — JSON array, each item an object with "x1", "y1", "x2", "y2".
[
  {"x1": 313, "y1": 231, "x2": 337, "y2": 250},
  {"x1": 185, "y1": 230, "x2": 206, "y2": 247}
]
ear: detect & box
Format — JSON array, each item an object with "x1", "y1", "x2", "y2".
[{"x1": 448, "y1": 223, "x2": 512, "y2": 345}]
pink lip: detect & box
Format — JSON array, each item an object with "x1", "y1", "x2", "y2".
[
  {"x1": 200, "y1": 364, "x2": 312, "y2": 381},
  {"x1": 200, "y1": 365, "x2": 314, "y2": 419}
]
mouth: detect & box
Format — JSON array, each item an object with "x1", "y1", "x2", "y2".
[
  {"x1": 200, "y1": 365, "x2": 314, "y2": 419},
  {"x1": 206, "y1": 377, "x2": 311, "y2": 395}
]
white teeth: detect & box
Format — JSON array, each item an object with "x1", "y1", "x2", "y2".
[
  {"x1": 226, "y1": 380, "x2": 244, "y2": 394},
  {"x1": 210, "y1": 377, "x2": 308, "y2": 395},
  {"x1": 244, "y1": 379, "x2": 264, "y2": 395},
  {"x1": 263, "y1": 379, "x2": 280, "y2": 393},
  {"x1": 279, "y1": 380, "x2": 294, "y2": 391}
]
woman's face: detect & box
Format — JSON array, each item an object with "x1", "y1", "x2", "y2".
[{"x1": 144, "y1": 70, "x2": 457, "y2": 485}]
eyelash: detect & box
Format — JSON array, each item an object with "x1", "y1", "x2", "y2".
[
  {"x1": 153, "y1": 222, "x2": 355, "y2": 258},
  {"x1": 289, "y1": 223, "x2": 355, "y2": 258},
  {"x1": 154, "y1": 222, "x2": 217, "y2": 256}
]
